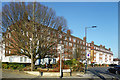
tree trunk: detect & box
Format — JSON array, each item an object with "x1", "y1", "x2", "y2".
[
  {"x1": 31, "y1": 58, "x2": 36, "y2": 71},
  {"x1": 31, "y1": 53, "x2": 35, "y2": 71}
]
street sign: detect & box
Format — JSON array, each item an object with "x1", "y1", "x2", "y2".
[{"x1": 87, "y1": 51, "x2": 90, "y2": 58}]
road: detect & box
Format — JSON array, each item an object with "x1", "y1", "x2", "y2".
[{"x1": 88, "y1": 67, "x2": 120, "y2": 80}]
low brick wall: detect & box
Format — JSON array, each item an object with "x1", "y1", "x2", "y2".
[
  {"x1": 24, "y1": 71, "x2": 40, "y2": 76},
  {"x1": 24, "y1": 71, "x2": 71, "y2": 77}
]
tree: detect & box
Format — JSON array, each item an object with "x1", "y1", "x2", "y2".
[
  {"x1": 74, "y1": 47, "x2": 85, "y2": 62},
  {"x1": 2, "y1": 2, "x2": 68, "y2": 71}
]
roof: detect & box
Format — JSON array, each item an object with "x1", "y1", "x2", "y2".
[{"x1": 113, "y1": 58, "x2": 120, "y2": 61}]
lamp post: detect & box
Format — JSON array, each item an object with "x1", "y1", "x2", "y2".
[
  {"x1": 84, "y1": 26, "x2": 96, "y2": 74},
  {"x1": 58, "y1": 44, "x2": 64, "y2": 78}
]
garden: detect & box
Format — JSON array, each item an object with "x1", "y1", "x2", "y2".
[{"x1": 2, "y1": 59, "x2": 85, "y2": 72}]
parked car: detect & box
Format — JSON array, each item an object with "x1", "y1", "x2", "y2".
[
  {"x1": 108, "y1": 65, "x2": 120, "y2": 75},
  {"x1": 109, "y1": 64, "x2": 117, "y2": 68}
]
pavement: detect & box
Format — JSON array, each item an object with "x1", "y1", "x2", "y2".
[{"x1": 1, "y1": 67, "x2": 120, "y2": 80}]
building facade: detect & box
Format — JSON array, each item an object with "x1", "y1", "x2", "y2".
[{"x1": 1, "y1": 20, "x2": 113, "y2": 65}]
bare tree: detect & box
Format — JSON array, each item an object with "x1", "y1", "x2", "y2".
[{"x1": 2, "y1": 2, "x2": 68, "y2": 71}]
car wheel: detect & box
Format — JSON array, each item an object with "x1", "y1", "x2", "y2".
[
  {"x1": 116, "y1": 71, "x2": 119, "y2": 75},
  {"x1": 107, "y1": 70, "x2": 110, "y2": 73}
]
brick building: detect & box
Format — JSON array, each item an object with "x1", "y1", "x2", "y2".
[{"x1": 1, "y1": 20, "x2": 113, "y2": 65}]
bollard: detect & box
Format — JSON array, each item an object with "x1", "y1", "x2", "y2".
[{"x1": 41, "y1": 72, "x2": 43, "y2": 76}]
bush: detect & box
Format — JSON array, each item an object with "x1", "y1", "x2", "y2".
[
  {"x1": 2, "y1": 64, "x2": 8, "y2": 69},
  {"x1": 2, "y1": 63, "x2": 25, "y2": 70},
  {"x1": 94, "y1": 64, "x2": 97, "y2": 67},
  {"x1": 41, "y1": 65, "x2": 45, "y2": 68},
  {"x1": 63, "y1": 65, "x2": 70, "y2": 69},
  {"x1": 64, "y1": 60, "x2": 72, "y2": 66}
]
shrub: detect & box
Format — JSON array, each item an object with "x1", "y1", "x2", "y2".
[
  {"x1": 64, "y1": 60, "x2": 72, "y2": 66},
  {"x1": 2, "y1": 63, "x2": 25, "y2": 70},
  {"x1": 94, "y1": 64, "x2": 97, "y2": 67},
  {"x1": 41, "y1": 65, "x2": 45, "y2": 68},
  {"x1": 63, "y1": 65, "x2": 70, "y2": 69},
  {"x1": 2, "y1": 64, "x2": 8, "y2": 69}
]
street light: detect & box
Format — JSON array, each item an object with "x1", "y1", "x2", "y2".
[
  {"x1": 57, "y1": 44, "x2": 64, "y2": 78},
  {"x1": 84, "y1": 26, "x2": 97, "y2": 74}
]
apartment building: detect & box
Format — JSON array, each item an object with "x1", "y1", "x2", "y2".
[{"x1": 1, "y1": 20, "x2": 113, "y2": 65}]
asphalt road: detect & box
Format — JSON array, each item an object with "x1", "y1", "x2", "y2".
[{"x1": 88, "y1": 67, "x2": 120, "y2": 80}]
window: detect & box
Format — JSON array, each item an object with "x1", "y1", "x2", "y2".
[
  {"x1": 6, "y1": 50, "x2": 8, "y2": 54},
  {"x1": 73, "y1": 44, "x2": 75, "y2": 47},
  {"x1": 65, "y1": 54, "x2": 67, "y2": 57},
  {"x1": 69, "y1": 43, "x2": 72, "y2": 47},
  {"x1": 80, "y1": 41, "x2": 83, "y2": 44},
  {"x1": 20, "y1": 57, "x2": 23, "y2": 62},
  {"x1": 88, "y1": 48, "x2": 90, "y2": 50},
  {"x1": 77, "y1": 40, "x2": 79, "y2": 43},
  {"x1": 83, "y1": 42, "x2": 85, "y2": 45},
  {"x1": 69, "y1": 55, "x2": 71, "y2": 57},
  {"x1": 59, "y1": 40, "x2": 62, "y2": 44},
  {"x1": 66, "y1": 42, "x2": 68, "y2": 46},
  {"x1": 9, "y1": 57, "x2": 12, "y2": 62},
  {"x1": 24, "y1": 57, "x2": 27, "y2": 62},
  {"x1": 88, "y1": 44, "x2": 90, "y2": 46},
  {"x1": 94, "y1": 46, "x2": 96, "y2": 49},
  {"x1": 73, "y1": 38, "x2": 76, "y2": 42},
  {"x1": 69, "y1": 37, "x2": 71, "y2": 41},
  {"x1": 81, "y1": 46, "x2": 82, "y2": 49},
  {"x1": 77, "y1": 45, "x2": 79, "y2": 47},
  {"x1": 9, "y1": 49, "x2": 11, "y2": 54},
  {"x1": 63, "y1": 41, "x2": 66, "y2": 44},
  {"x1": 65, "y1": 36, "x2": 67, "y2": 40}
]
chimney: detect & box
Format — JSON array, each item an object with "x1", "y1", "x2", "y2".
[
  {"x1": 100, "y1": 45, "x2": 102, "y2": 48},
  {"x1": 91, "y1": 41, "x2": 94, "y2": 47},
  {"x1": 109, "y1": 48, "x2": 111, "y2": 51},
  {"x1": 83, "y1": 37, "x2": 86, "y2": 41},
  {"x1": 91, "y1": 41, "x2": 94, "y2": 44},
  {"x1": 67, "y1": 30, "x2": 71, "y2": 35},
  {"x1": 103, "y1": 46, "x2": 105, "y2": 48}
]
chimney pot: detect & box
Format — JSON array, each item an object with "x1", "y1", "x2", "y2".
[
  {"x1": 83, "y1": 37, "x2": 86, "y2": 41},
  {"x1": 67, "y1": 30, "x2": 71, "y2": 35}
]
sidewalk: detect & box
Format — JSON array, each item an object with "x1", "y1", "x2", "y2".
[{"x1": 63, "y1": 71, "x2": 99, "y2": 78}]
